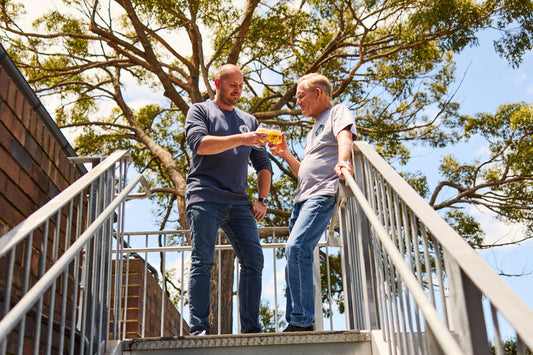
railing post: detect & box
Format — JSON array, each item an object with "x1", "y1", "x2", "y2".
[
  {"x1": 338, "y1": 148, "x2": 379, "y2": 331},
  {"x1": 313, "y1": 248, "x2": 324, "y2": 331},
  {"x1": 352, "y1": 151, "x2": 379, "y2": 331},
  {"x1": 445, "y1": 251, "x2": 490, "y2": 355}
]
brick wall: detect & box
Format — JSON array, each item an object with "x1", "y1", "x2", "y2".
[
  {"x1": 110, "y1": 259, "x2": 189, "y2": 338},
  {"x1": 0, "y1": 68, "x2": 82, "y2": 234},
  {"x1": 0, "y1": 50, "x2": 188, "y2": 353},
  {"x1": 0, "y1": 55, "x2": 88, "y2": 354}
]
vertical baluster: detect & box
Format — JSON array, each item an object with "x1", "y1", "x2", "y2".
[
  {"x1": 217, "y1": 231, "x2": 223, "y2": 335},
  {"x1": 490, "y1": 303, "x2": 504, "y2": 355},
  {"x1": 122, "y1": 236, "x2": 131, "y2": 339},
  {"x1": 179, "y1": 233, "x2": 185, "y2": 337},
  {"x1": 159, "y1": 234, "x2": 166, "y2": 336},
  {"x1": 69, "y1": 192, "x2": 83, "y2": 355},
  {"x1": 34, "y1": 220, "x2": 49, "y2": 355},
  {"x1": 46, "y1": 211, "x2": 61, "y2": 355},
  {"x1": 325, "y1": 243, "x2": 334, "y2": 331},
  {"x1": 17, "y1": 232, "x2": 33, "y2": 355},
  {"x1": 58, "y1": 201, "x2": 74, "y2": 354},
  {"x1": 272, "y1": 230, "x2": 279, "y2": 332},
  {"x1": 409, "y1": 212, "x2": 428, "y2": 354},
  {"x1": 142, "y1": 234, "x2": 148, "y2": 338},
  {"x1": 1, "y1": 245, "x2": 15, "y2": 355},
  {"x1": 399, "y1": 202, "x2": 419, "y2": 355}
]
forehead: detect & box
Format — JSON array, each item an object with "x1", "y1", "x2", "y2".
[
  {"x1": 221, "y1": 70, "x2": 243, "y2": 83},
  {"x1": 296, "y1": 82, "x2": 312, "y2": 96}
]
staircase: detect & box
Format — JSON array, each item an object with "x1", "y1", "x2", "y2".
[{"x1": 1, "y1": 143, "x2": 533, "y2": 355}]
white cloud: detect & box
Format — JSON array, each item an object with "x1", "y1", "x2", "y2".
[
  {"x1": 474, "y1": 144, "x2": 491, "y2": 157},
  {"x1": 469, "y1": 205, "x2": 527, "y2": 245}
]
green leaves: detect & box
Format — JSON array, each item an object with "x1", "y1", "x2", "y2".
[{"x1": 2, "y1": 0, "x2": 532, "y2": 242}]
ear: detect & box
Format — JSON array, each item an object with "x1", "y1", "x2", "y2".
[{"x1": 215, "y1": 78, "x2": 220, "y2": 88}]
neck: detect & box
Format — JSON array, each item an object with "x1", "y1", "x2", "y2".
[
  {"x1": 215, "y1": 96, "x2": 234, "y2": 111},
  {"x1": 313, "y1": 102, "x2": 332, "y2": 119}
]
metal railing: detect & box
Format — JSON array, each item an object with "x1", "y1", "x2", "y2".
[
  {"x1": 2, "y1": 143, "x2": 533, "y2": 355},
  {"x1": 338, "y1": 141, "x2": 533, "y2": 355},
  {"x1": 112, "y1": 226, "x2": 341, "y2": 338},
  {"x1": 0, "y1": 150, "x2": 150, "y2": 355}
]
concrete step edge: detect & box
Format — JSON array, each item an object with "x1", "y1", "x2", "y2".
[{"x1": 122, "y1": 330, "x2": 371, "y2": 351}]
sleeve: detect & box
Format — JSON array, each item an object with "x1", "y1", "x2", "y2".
[
  {"x1": 250, "y1": 147, "x2": 272, "y2": 174},
  {"x1": 332, "y1": 105, "x2": 357, "y2": 137},
  {"x1": 185, "y1": 104, "x2": 208, "y2": 154}
]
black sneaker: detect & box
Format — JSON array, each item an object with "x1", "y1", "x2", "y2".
[{"x1": 282, "y1": 324, "x2": 314, "y2": 332}]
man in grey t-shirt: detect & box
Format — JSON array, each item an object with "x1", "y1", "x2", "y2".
[{"x1": 269, "y1": 73, "x2": 356, "y2": 332}]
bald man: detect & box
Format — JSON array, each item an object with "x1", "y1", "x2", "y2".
[{"x1": 185, "y1": 64, "x2": 272, "y2": 335}]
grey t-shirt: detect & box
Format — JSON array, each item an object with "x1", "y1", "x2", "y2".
[{"x1": 295, "y1": 104, "x2": 356, "y2": 203}]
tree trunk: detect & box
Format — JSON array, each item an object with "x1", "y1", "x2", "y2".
[{"x1": 209, "y1": 246, "x2": 235, "y2": 334}]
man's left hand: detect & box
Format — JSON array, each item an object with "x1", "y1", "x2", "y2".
[
  {"x1": 252, "y1": 201, "x2": 267, "y2": 220},
  {"x1": 335, "y1": 160, "x2": 353, "y2": 179}
]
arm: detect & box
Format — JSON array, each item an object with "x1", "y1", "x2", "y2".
[
  {"x1": 251, "y1": 168, "x2": 272, "y2": 220},
  {"x1": 197, "y1": 131, "x2": 267, "y2": 155},
  {"x1": 268, "y1": 133, "x2": 301, "y2": 176},
  {"x1": 334, "y1": 127, "x2": 354, "y2": 179}
]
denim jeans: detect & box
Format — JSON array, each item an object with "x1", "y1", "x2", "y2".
[
  {"x1": 187, "y1": 202, "x2": 264, "y2": 335},
  {"x1": 285, "y1": 195, "x2": 336, "y2": 327}
]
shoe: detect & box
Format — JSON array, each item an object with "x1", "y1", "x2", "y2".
[
  {"x1": 191, "y1": 329, "x2": 208, "y2": 336},
  {"x1": 282, "y1": 324, "x2": 314, "y2": 332}
]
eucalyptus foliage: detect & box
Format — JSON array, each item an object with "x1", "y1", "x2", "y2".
[{"x1": 1, "y1": 0, "x2": 532, "y2": 243}]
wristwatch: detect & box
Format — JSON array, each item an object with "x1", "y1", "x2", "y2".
[{"x1": 258, "y1": 197, "x2": 269, "y2": 207}]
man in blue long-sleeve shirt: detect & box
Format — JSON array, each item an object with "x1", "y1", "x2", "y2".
[{"x1": 185, "y1": 64, "x2": 272, "y2": 335}]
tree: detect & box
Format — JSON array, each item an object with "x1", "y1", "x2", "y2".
[{"x1": 2, "y1": 0, "x2": 532, "y2": 332}]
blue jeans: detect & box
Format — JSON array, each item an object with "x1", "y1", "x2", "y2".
[
  {"x1": 285, "y1": 195, "x2": 336, "y2": 327},
  {"x1": 187, "y1": 202, "x2": 264, "y2": 335}
]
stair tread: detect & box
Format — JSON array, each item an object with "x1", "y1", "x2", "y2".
[{"x1": 123, "y1": 330, "x2": 370, "y2": 350}]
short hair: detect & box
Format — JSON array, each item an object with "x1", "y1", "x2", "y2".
[
  {"x1": 297, "y1": 73, "x2": 332, "y2": 100},
  {"x1": 215, "y1": 64, "x2": 242, "y2": 82}
]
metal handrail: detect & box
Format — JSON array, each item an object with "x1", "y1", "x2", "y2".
[
  {"x1": 341, "y1": 166, "x2": 463, "y2": 354},
  {"x1": 2, "y1": 144, "x2": 532, "y2": 355},
  {"x1": 0, "y1": 174, "x2": 145, "y2": 340},
  {"x1": 0, "y1": 150, "x2": 128, "y2": 258},
  {"x1": 0, "y1": 150, "x2": 150, "y2": 355},
  {"x1": 113, "y1": 227, "x2": 337, "y2": 337},
  {"x1": 339, "y1": 141, "x2": 533, "y2": 354}
]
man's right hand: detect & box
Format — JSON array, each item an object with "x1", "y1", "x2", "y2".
[
  {"x1": 268, "y1": 132, "x2": 289, "y2": 158},
  {"x1": 242, "y1": 131, "x2": 268, "y2": 147}
]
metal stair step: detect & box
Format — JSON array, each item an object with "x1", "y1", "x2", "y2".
[{"x1": 120, "y1": 330, "x2": 372, "y2": 355}]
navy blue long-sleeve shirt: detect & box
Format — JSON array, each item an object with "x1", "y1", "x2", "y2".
[{"x1": 185, "y1": 100, "x2": 271, "y2": 207}]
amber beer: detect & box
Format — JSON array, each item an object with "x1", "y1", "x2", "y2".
[
  {"x1": 257, "y1": 124, "x2": 282, "y2": 144},
  {"x1": 266, "y1": 129, "x2": 282, "y2": 144}
]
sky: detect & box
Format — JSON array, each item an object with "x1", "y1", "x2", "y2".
[{"x1": 15, "y1": 0, "x2": 533, "y2": 339}]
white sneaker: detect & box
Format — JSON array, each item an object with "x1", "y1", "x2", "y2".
[{"x1": 193, "y1": 329, "x2": 208, "y2": 336}]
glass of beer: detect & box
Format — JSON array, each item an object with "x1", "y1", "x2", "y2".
[
  {"x1": 268, "y1": 125, "x2": 282, "y2": 144},
  {"x1": 257, "y1": 123, "x2": 282, "y2": 144}
]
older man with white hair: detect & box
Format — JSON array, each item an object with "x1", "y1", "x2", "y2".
[{"x1": 269, "y1": 73, "x2": 356, "y2": 332}]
